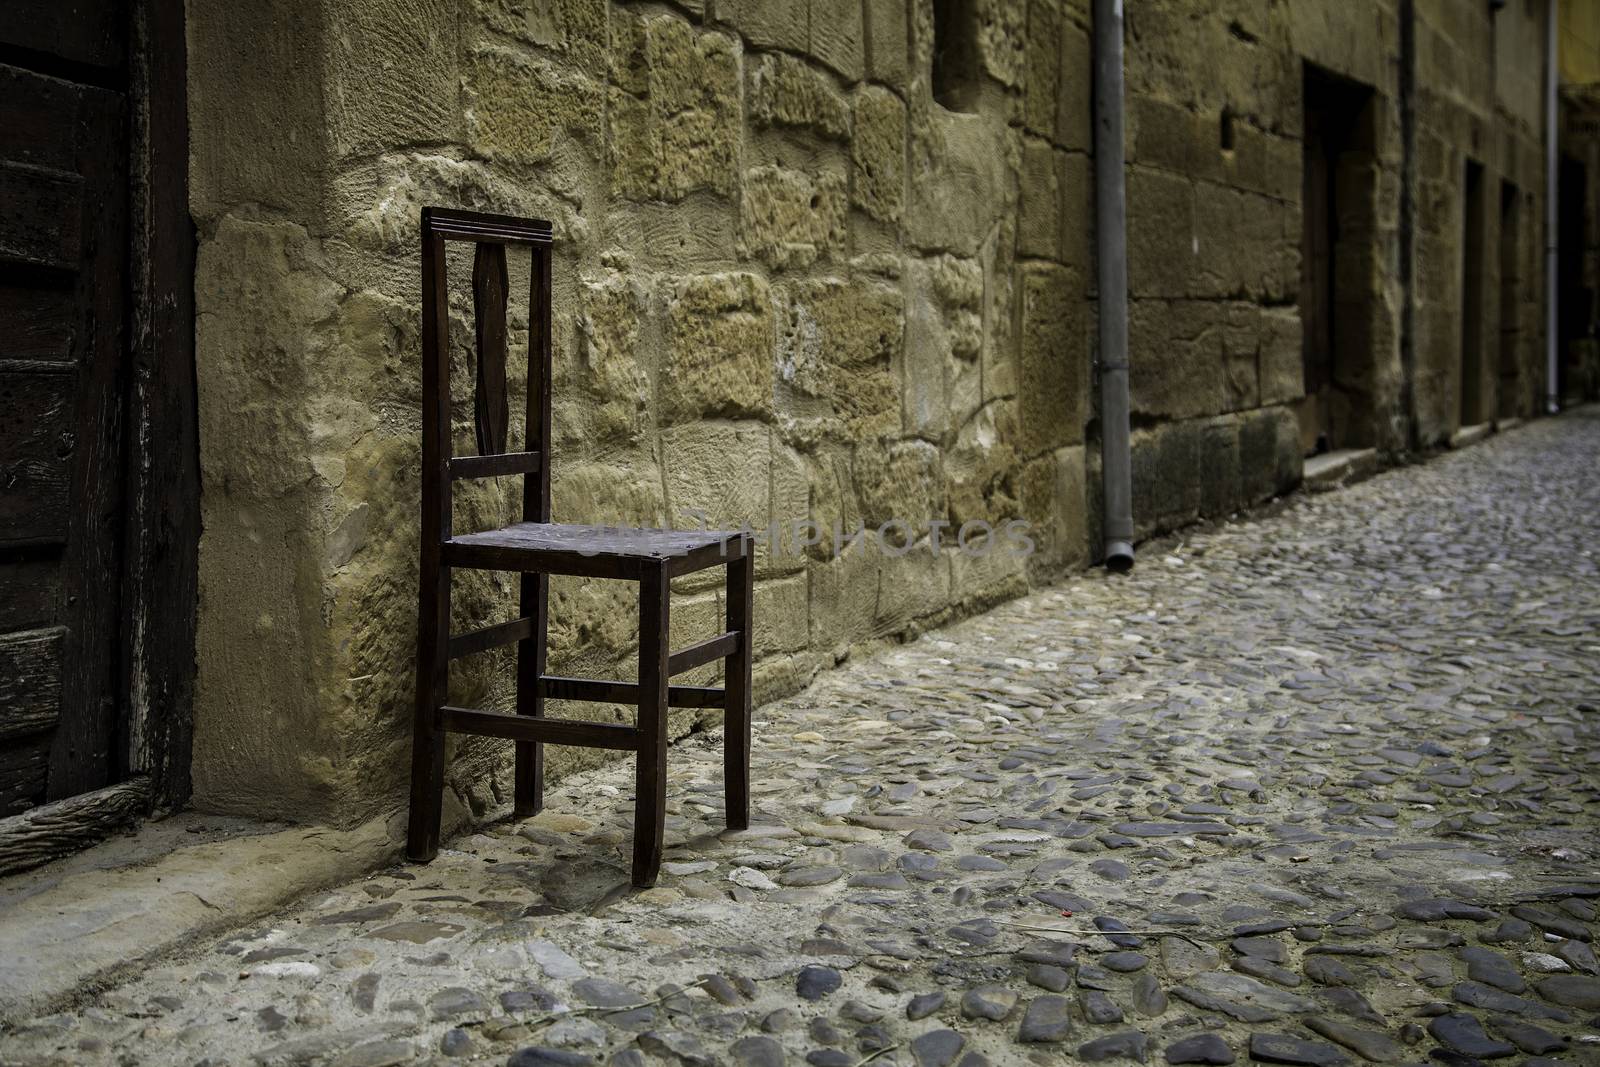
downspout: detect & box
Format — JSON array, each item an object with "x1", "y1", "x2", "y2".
[
  {"x1": 1093, "y1": 0, "x2": 1134, "y2": 572},
  {"x1": 1546, "y1": 0, "x2": 1561, "y2": 414}
]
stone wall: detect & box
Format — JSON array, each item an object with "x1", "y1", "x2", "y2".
[{"x1": 185, "y1": 0, "x2": 1550, "y2": 829}]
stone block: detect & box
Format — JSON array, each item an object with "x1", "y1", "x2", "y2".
[
  {"x1": 739, "y1": 165, "x2": 849, "y2": 270},
  {"x1": 753, "y1": 574, "x2": 809, "y2": 656},
  {"x1": 718, "y1": 0, "x2": 806, "y2": 53},
  {"x1": 1196, "y1": 415, "x2": 1242, "y2": 519},
  {"x1": 905, "y1": 108, "x2": 1017, "y2": 257},
  {"x1": 1127, "y1": 299, "x2": 1226, "y2": 420},
  {"x1": 853, "y1": 438, "x2": 944, "y2": 544},
  {"x1": 1218, "y1": 303, "x2": 1265, "y2": 412},
  {"x1": 1017, "y1": 262, "x2": 1089, "y2": 455},
  {"x1": 747, "y1": 52, "x2": 849, "y2": 140},
  {"x1": 864, "y1": 0, "x2": 910, "y2": 88},
  {"x1": 1130, "y1": 419, "x2": 1203, "y2": 536},
  {"x1": 809, "y1": 548, "x2": 880, "y2": 652},
  {"x1": 769, "y1": 439, "x2": 812, "y2": 575},
  {"x1": 981, "y1": 223, "x2": 1018, "y2": 402},
  {"x1": 1238, "y1": 405, "x2": 1302, "y2": 503},
  {"x1": 1019, "y1": 444, "x2": 1088, "y2": 573},
  {"x1": 1060, "y1": 151, "x2": 1090, "y2": 273},
  {"x1": 1019, "y1": 141, "x2": 1063, "y2": 261},
  {"x1": 609, "y1": 13, "x2": 740, "y2": 201},
  {"x1": 946, "y1": 402, "x2": 1021, "y2": 526},
  {"x1": 1130, "y1": 94, "x2": 1190, "y2": 173},
  {"x1": 802, "y1": 447, "x2": 864, "y2": 561},
  {"x1": 550, "y1": 456, "x2": 667, "y2": 528},
  {"x1": 975, "y1": 0, "x2": 1026, "y2": 88},
  {"x1": 778, "y1": 278, "x2": 904, "y2": 439},
  {"x1": 1057, "y1": 17, "x2": 1091, "y2": 151},
  {"x1": 474, "y1": 0, "x2": 607, "y2": 69},
  {"x1": 188, "y1": 0, "x2": 328, "y2": 220},
  {"x1": 1024, "y1": 0, "x2": 1062, "y2": 138},
  {"x1": 875, "y1": 546, "x2": 951, "y2": 634},
  {"x1": 810, "y1": 0, "x2": 864, "y2": 80},
  {"x1": 562, "y1": 271, "x2": 649, "y2": 446},
  {"x1": 662, "y1": 273, "x2": 775, "y2": 424},
  {"x1": 902, "y1": 280, "x2": 949, "y2": 439},
  {"x1": 467, "y1": 46, "x2": 601, "y2": 165},
  {"x1": 948, "y1": 533, "x2": 1028, "y2": 610},
  {"x1": 1191, "y1": 184, "x2": 1292, "y2": 300},
  {"x1": 1127, "y1": 165, "x2": 1195, "y2": 299},
  {"x1": 325, "y1": 0, "x2": 460, "y2": 156},
  {"x1": 1258, "y1": 305, "x2": 1305, "y2": 406},
  {"x1": 662, "y1": 420, "x2": 773, "y2": 543},
  {"x1": 851, "y1": 86, "x2": 907, "y2": 224}
]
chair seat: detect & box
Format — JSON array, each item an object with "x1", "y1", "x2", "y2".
[{"x1": 444, "y1": 521, "x2": 746, "y2": 578}]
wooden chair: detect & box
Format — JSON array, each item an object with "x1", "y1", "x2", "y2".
[{"x1": 406, "y1": 207, "x2": 753, "y2": 887}]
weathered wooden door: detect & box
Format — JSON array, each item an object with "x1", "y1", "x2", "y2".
[
  {"x1": 1, "y1": 3, "x2": 131, "y2": 815},
  {"x1": 1299, "y1": 101, "x2": 1333, "y2": 455}
]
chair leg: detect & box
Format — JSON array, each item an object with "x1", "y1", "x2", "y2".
[
  {"x1": 407, "y1": 563, "x2": 450, "y2": 862},
  {"x1": 513, "y1": 571, "x2": 548, "y2": 818},
  {"x1": 632, "y1": 563, "x2": 670, "y2": 887},
  {"x1": 724, "y1": 545, "x2": 753, "y2": 831}
]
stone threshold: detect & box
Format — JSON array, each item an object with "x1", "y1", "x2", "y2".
[
  {"x1": 1302, "y1": 447, "x2": 1380, "y2": 490},
  {"x1": 0, "y1": 808, "x2": 404, "y2": 1021},
  {"x1": 1449, "y1": 421, "x2": 1495, "y2": 449}
]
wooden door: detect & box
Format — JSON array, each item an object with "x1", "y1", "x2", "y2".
[
  {"x1": 1459, "y1": 160, "x2": 1486, "y2": 427},
  {"x1": 1, "y1": 2, "x2": 130, "y2": 815},
  {"x1": 1299, "y1": 103, "x2": 1333, "y2": 455}
]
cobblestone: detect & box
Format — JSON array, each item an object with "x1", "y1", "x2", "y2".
[{"x1": 3, "y1": 412, "x2": 1599, "y2": 1064}]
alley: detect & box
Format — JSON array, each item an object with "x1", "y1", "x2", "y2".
[{"x1": 4, "y1": 411, "x2": 1600, "y2": 1065}]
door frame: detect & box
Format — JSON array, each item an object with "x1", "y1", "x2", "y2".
[
  {"x1": 0, "y1": 0, "x2": 196, "y2": 874},
  {"x1": 120, "y1": 0, "x2": 197, "y2": 812}
]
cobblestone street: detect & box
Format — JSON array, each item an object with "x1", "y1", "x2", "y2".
[{"x1": 5, "y1": 410, "x2": 1600, "y2": 1066}]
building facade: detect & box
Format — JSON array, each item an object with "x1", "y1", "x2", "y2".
[{"x1": 0, "y1": 0, "x2": 1578, "y2": 845}]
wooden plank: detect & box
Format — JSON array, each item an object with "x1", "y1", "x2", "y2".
[
  {"x1": 422, "y1": 207, "x2": 553, "y2": 244},
  {"x1": 667, "y1": 631, "x2": 739, "y2": 677},
  {"x1": 442, "y1": 706, "x2": 640, "y2": 750},
  {"x1": 541, "y1": 674, "x2": 725, "y2": 709},
  {"x1": 0, "y1": 0, "x2": 126, "y2": 72},
  {"x1": 0, "y1": 285, "x2": 75, "y2": 362},
  {"x1": 0, "y1": 64, "x2": 85, "y2": 172},
  {"x1": 472, "y1": 242, "x2": 510, "y2": 456},
  {"x1": 0, "y1": 363, "x2": 73, "y2": 546},
  {"x1": 633, "y1": 565, "x2": 670, "y2": 886},
  {"x1": 46, "y1": 81, "x2": 125, "y2": 801},
  {"x1": 0, "y1": 735, "x2": 50, "y2": 816},
  {"x1": 0, "y1": 162, "x2": 84, "y2": 271},
  {"x1": 120, "y1": 0, "x2": 198, "y2": 803},
  {"x1": 449, "y1": 450, "x2": 540, "y2": 480},
  {"x1": 0, "y1": 776, "x2": 149, "y2": 877},
  {"x1": 443, "y1": 539, "x2": 645, "y2": 581},
  {"x1": 447, "y1": 616, "x2": 533, "y2": 660},
  {"x1": 724, "y1": 547, "x2": 753, "y2": 831},
  {"x1": 0, "y1": 555, "x2": 58, "y2": 631},
  {"x1": 0, "y1": 626, "x2": 63, "y2": 742}
]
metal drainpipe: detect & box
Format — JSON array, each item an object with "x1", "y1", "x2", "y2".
[
  {"x1": 1094, "y1": 0, "x2": 1134, "y2": 572},
  {"x1": 1546, "y1": 0, "x2": 1561, "y2": 414}
]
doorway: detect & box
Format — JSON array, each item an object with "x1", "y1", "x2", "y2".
[
  {"x1": 0, "y1": 0, "x2": 196, "y2": 832},
  {"x1": 1299, "y1": 64, "x2": 1379, "y2": 456},
  {"x1": 1459, "y1": 159, "x2": 1486, "y2": 428},
  {"x1": 1558, "y1": 156, "x2": 1590, "y2": 405},
  {"x1": 1497, "y1": 182, "x2": 1522, "y2": 419}
]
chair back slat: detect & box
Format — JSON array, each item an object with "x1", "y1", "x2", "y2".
[
  {"x1": 419, "y1": 206, "x2": 554, "y2": 541},
  {"x1": 472, "y1": 242, "x2": 510, "y2": 456}
]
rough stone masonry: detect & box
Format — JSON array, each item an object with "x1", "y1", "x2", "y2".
[
  {"x1": 181, "y1": 0, "x2": 1552, "y2": 842},
  {"x1": 2, "y1": 398, "x2": 1596, "y2": 1064}
]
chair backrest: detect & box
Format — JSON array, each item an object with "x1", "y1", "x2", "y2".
[{"x1": 420, "y1": 207, "x2": 553, "y2": 546}]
